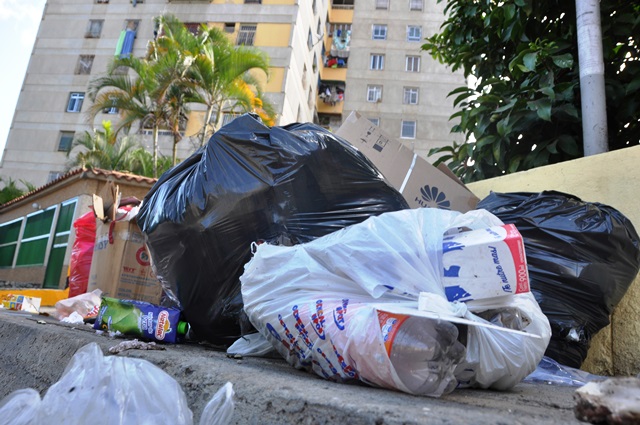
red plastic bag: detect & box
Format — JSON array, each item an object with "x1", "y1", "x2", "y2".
[{"x1": 68, "y1": 211, "x2": 96, "y2": 298}]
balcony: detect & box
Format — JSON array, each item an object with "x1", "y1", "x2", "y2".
[
  {"x1": 328, "y1": 3, "x2": 354, "y2": 24},
  {"x1": 317, "y1": 83, "x2": 344, "y2": 114}
]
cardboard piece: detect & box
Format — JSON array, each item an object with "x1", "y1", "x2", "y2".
[
  {"x1": 336, "y1": 111, "x2": 479, "y2": 212},
  {"x1": 440, "y1": 224, "x2": 530, "y2": 302},
  {"x1": 87, "y1": 184, "x2": 162, "y2": 304}
]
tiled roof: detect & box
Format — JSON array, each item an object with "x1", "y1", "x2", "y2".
[{"x1": 0, "y1": 167, "x2": 157, "y2": 210}]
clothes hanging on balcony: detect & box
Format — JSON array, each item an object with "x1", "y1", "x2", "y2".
[
  {"x1": 114, "y1": 30, "x2": 126, "y2": 56},
  {"x1": 120, "y1": 29, "x2": 136, "y2": 58},
  {"x1": 330, "y1": 29, "x2": 350, "y2": 58}
]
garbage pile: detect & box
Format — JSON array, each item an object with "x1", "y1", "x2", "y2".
[{"x1": 35, "y1": 112, "x2": 639, "y2": 400}]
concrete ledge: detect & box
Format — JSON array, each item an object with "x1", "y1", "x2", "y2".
[{"x1": 0, "y1": 310, "x2": 583, "y2": 424}]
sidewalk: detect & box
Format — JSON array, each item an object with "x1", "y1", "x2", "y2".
[{"x1": 0, "y1": 309, "x2": 584, "y2": 425}]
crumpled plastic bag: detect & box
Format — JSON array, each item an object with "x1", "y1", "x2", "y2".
[
  {"x1": 54, "y1": 289, "x2": 102, "y2": 321},
  {"x1": 0, "y1": 343, "x2": 233, "y2": 425},
  {"x1": 241, "y1": 207, "x2": 551, "y2": 396}
]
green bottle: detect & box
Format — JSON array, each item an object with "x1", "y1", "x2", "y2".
[{"x1": 93, "y1": 297, "x2": 188, "y2": 344}]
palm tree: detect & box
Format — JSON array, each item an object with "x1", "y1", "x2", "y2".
[
  {"x1": 0, "y1": 177, "x2": 35, "y2": 204},
  {"x1": 88, "y1": 40, "x2": 195, "y2": 175},
  {"x1": 66, "y1": 121, "x2": 173, "y2": 178},
  {"x1": 185, "y1": 22, "x2": 275, "y2": 146},
  {"x1": 66, "y1": 121, "x2": 139, "y2": 171}
]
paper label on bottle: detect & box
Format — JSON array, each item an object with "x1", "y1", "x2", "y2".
[{"x1": 377, "y1": 310, "x2": 409, "y2": 356}]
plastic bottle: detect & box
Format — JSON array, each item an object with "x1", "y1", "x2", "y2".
[{"x1": 380, "y1": 312, "x2": 466, "y2": 396}]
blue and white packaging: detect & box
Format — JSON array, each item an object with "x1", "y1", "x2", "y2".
[{"x1": 441, "y1": 224, "x2": 529, "y2": 302}]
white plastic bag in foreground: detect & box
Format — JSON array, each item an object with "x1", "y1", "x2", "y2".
[
  {"x1": 241, "y1": 208, "x2": 551, "y2": 396},
  {"x1": 0, "y1": 343, "x2": 234, "y2": 425}
]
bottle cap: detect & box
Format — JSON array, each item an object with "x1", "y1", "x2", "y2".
[{"x1": 177, "y1": 321, "x2": 189, "y2": 335}]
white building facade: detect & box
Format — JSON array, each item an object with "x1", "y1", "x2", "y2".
[{"x1": 0, "y1": 0, "x2": 464, "y2": 188}]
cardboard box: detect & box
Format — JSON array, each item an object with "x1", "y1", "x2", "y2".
[
  {"x1": 336, "y1": 111, "x2": 479, "y2": 212},
  {"x1": 87, "y1": 183, "x2": 162, "y2": 304},
  {"x1": 1, "y1": 294, "x2": 41, "y2": 313},
  {"x1": 439, "y1": 224, "x2": 530, "y2": 302}
]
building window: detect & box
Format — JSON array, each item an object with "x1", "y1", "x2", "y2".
[
  {"x1": 16, "y1": 208, "x2": 56, "y2": 267},
  {"x1": 237, "y1": 24, "x2": 257, "y2": 46},
  {"x1": 47, "y1": 172, "x2": 64, "y2": 183},
  {"x1": 103, "y1": 96, "x2": 118, "y2": 114},
  {"x1": 125, "y1": 19, "x2": 140, "y2": 32},
  {"x1": 367, "y1": 85, "x2": 382, "y2": 102},
  {"x1": 75, "y1": 55, "x2": 94, "y2": 75},
  {"x1": 403, "y1": 87, "x2": 419, "y2": 105},
  {"x1": 308, "y1": 87, "x2": 314, "y2": 109},
  {"x1": 332, "y1": 0, "x2": 354, "y2": 8},
  {"x1": 370, "y1": 54, "x2": 385, "y2": 70},
  {"x1": 312, "y1": 0, "x2": 317, "y2": 14},
  {"x1": 406, "y1": 55, "x2": 421, "y2": 72},
  {"x1": 2, "y1": 200, "x2": 77, "y2": 277},
  {"x1": 376, "y1": 0, "x2": 389, "y2": 9},
  {"x1": 407, "y1": 25, "x2": 422, "y2": 42},
  {"x1": 85, "y1": 20, "x2": 104, "y2": 38},
  {"x1": 58, "y1": 132, "x2": 75, "y2": 152},
  {"x1": 410, "y1": 0, "x2": 423, "y2": 10},
  {"x1": 224, "y1": 23, "x2": 235, "y2": 33},
  {"x1": 66, "y1": 92, "x2": 84, "y2": 113},
  {"x1": 184, "y1": 22, "x2": 202, "y2": 36},
  {"x1": 245, "y1": 0, "x2": 262, "y2": 3},
  {"x1": 308, "y1": 29, "x2": 314, "y2": 50},
  {"x1": 95, "y1": 0, "x2": 109, "y2": 4},
  {"x1": 368, "y1": 117, "x2": 380, "y2": 126},
  {"x1": 401, "y1": 120, "x2": 417, "y2": 139},
  {"x1": 313, "y1": 53, "x2": 318, "y2": 73},
  {"x1": 302, "y1": 64, "x2": 308, "y2": 90},
  {"x1": 372, "y1": 24, "x2": 387, "y2": 40},
  {"x1": 0, "y1": 219, "x2": 22, "y2": 268}
]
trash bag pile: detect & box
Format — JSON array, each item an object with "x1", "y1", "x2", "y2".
[
  {"x1": 133, "y1": 113, "x2": 638, "y2": 397},
  {"x1": 478, "y1": 191, "x2": 640, "y2": 368},
  {"x1": 137, "y1": 114, "x2": 408, "y2": 345}
]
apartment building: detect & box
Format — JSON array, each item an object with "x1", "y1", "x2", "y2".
[{"x1": 0, "y1": 0, "x2": 464, "y2": 188}]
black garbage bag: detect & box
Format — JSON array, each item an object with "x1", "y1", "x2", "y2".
[
  {"x1": 136, "y1": 114, "x2": 409, "y2": 346},
  {"x1": 477, "y1": 191, "x2": 640, "y2": 368}
]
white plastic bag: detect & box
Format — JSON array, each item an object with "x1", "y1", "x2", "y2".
[
  {"x1": 0, "y1": 343, "x2": 234, "y2": 425},
  {"x1": 240, "y1": 208, "x2": 551, "y2": 395}
]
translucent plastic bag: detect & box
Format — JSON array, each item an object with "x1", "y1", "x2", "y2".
[
  {"x1": 241, "y1": 208, "x2": 551, "y2": 396},
  {"x1": 0, "y1": 343, "x2": 234, "y2": 425}
]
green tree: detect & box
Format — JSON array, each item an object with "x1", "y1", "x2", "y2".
[
  {"x1": 66, "y1": 121, "x2": 172, "y2": 177},
  {"x1": 423, "y1": 0, "x2": 640, "y2": 182},
  {"x1": 88, "y1": 39, "x2": 193, "y2": 176},
  {"x1": 178, "y1": 19, "x2": 275, "y2": 146},
  {"x1": 0, "y1": 177, "x2": 35, "y2": 204}
]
